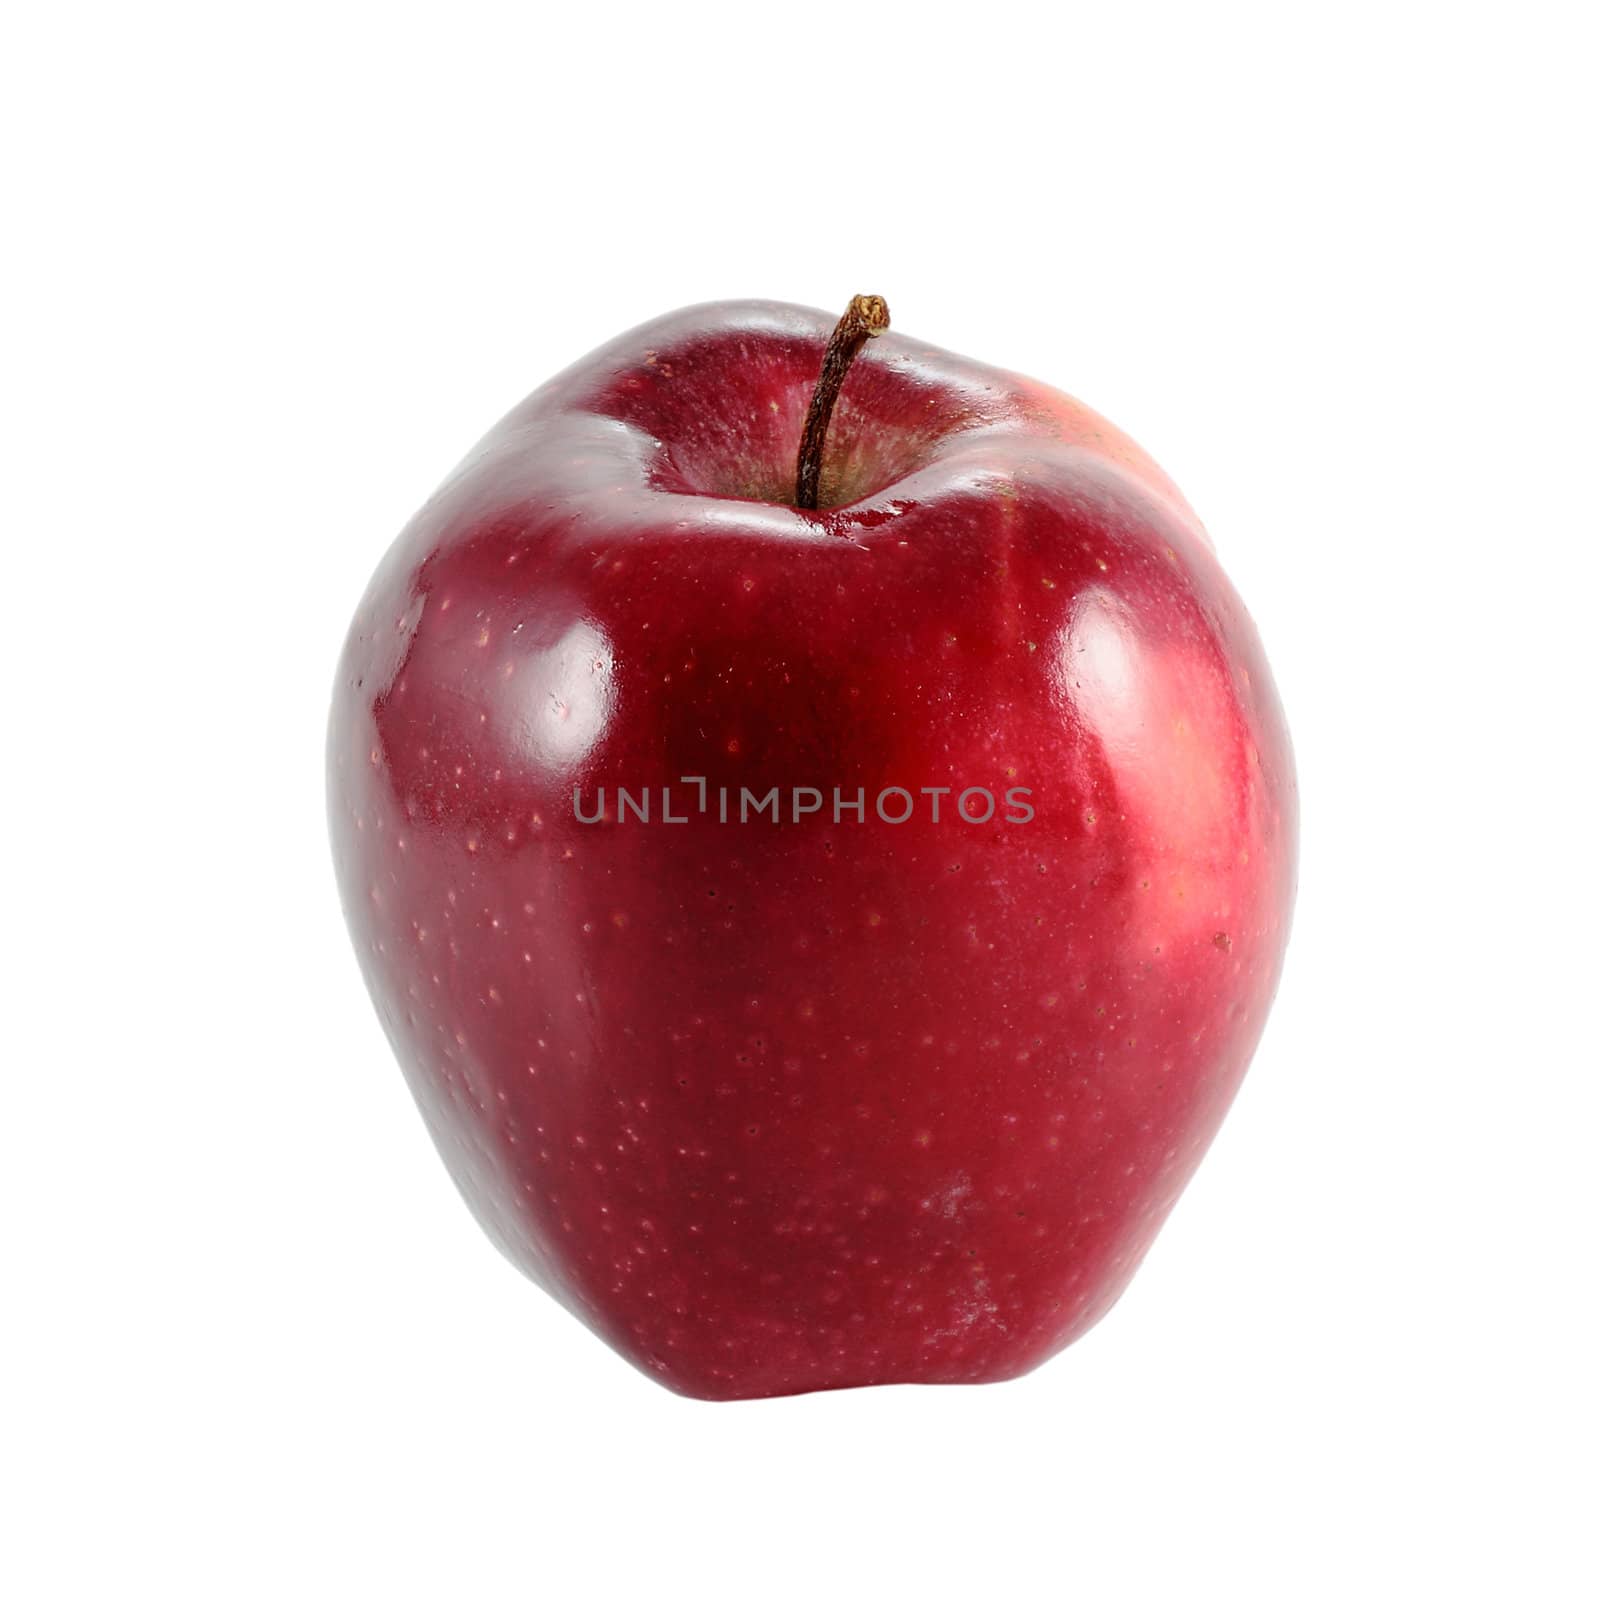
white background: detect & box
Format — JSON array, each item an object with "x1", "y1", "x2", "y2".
[{"x1": 6, "y1": 3, "x2": 1596, "y2": 1595}]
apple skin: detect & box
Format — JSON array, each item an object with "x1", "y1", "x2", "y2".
[{"x1": 328, "y1": 301, "x2": 1296, "y2": 1400}]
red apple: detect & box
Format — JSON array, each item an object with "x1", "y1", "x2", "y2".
[{"x1": 328, "y1": 298, "x2": 1296, "y2": 1400}]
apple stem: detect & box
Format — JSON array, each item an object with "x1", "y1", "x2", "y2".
[{"x1": 795, "y1": 294, "x2": 891, "y2": 510}]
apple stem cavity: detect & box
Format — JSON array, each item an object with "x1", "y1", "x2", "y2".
[{"x1": 794, "y1": 293, "x2": 890, "y2": 510}]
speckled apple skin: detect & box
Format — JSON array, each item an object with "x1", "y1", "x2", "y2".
[{"x1": 328, "y1": 301, "x2": 1296, "y2": 1400}]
